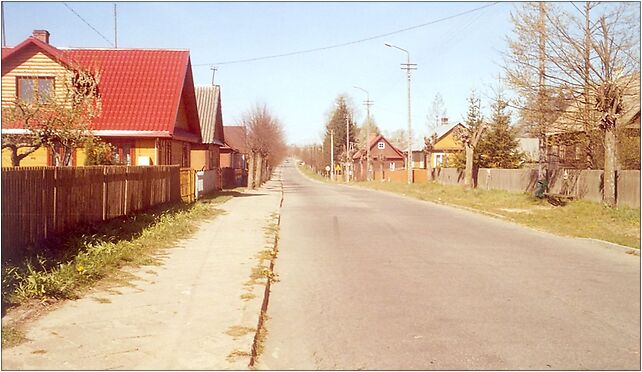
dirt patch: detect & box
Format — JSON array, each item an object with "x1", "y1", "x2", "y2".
[
  {"x1": 225, "y1": 325, "x2": 256, "y2": 338},
  {"x1": 498, "y1": 208, "x2": 533, "y2": 214}
]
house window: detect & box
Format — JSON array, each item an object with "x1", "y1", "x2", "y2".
[
  {"x1": 113, "y1": 143, "x2": 134, "y2": 165},
  {"x1": 377, "y1": 142, "x2": 385, "y2": 150},
  {"x1": 17, "y1": 76, "x2": 54, "y2": 104},
  {"x1": 182, "y1": 143, "x2": 189, "y2": 167},
  {"x1": 164, "y1": 141, "x2": 172, "y2": 165},
  {"x1": 50, "y1": 145, "x2": 63, "y2": 166},
  {"x1": 209, "y1": 149, "x2": 217, "y2": 170},
  {"x1": 435, "y1": 154, "x2": 444, "y2": 167},
  {"x1": 389, "y1": 162, "x2": 396, "y2": 171}
]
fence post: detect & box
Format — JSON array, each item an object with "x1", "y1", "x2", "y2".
[
  {"x1": 102, "y1": 166, "x2": 107, "y2": 221},
  {"x1": 53, "y1": 167, "x2": 58, "y2": 232},
  {"x1": 124, "y1": 166, "x2": 129, "y2": 215},
  {"x1": 42, "y1": 168, "x2": 47, "y2": 240}
]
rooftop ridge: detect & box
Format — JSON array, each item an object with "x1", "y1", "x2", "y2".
[{"x1": 58, "y1": 47, "x2": 189, "y2": 52}]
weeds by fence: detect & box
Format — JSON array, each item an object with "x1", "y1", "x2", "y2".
[
  {"x1": 2, "y1": 166, "x2": 182, "y2": 260},
  {"x1": 374, "y1": 167, "x2": 640, "y2": 208}
]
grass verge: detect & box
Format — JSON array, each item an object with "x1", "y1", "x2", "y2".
[
  {"x1": 1, "y1": 326, "x2": 27, "y2": 348},
  {"x1": 355, "y1": 180, "x2": 640, "y2": 249},
  {"x1": 297, "y1": 163, "x2": 334, "y2": 183},
  {"x1": 2, "y1": 189, "x2": 241, "y2": 314}
]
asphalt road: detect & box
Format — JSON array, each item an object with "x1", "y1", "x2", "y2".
[{"x1": 258, "y1": 159, "x2": 640, "y2": 370}]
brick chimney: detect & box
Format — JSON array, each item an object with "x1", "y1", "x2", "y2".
[{"x1": 32, "y1": 30, "x2": 50, "y2": 44}]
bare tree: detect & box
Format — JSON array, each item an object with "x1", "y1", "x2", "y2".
[
  {"x1": 454, "y1": 91, "x2": 486, "y2": 189},
  {"x1": 426, "y1": 92, "x2": 447, "y2": 134},
  {"x1": 504, "y1": 2, "x2": 552, "y2": 180},
  {"x1": 423, "y1": 133, "x2": 438, "y2": 182},
  {"x1": 242, "y1": 104, "x2": 286, "y2": 189},
  {"x1": 539, "y1": 2, "x2": 637, "y2": 206}
]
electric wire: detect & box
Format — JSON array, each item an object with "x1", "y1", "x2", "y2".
[
  {"x1": 193, "y1": 2, "x2": 499, "y2": 67},
  {"x1": 62, "y1": 2, "x2": 115, "y2": 47}
]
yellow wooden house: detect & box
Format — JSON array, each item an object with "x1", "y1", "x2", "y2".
[
  {"x1": 429, "y1": 122, "x2": 465, "y2": 168},
  {"x1": 2, "y1": 30, "x2": 202, "y2": 167}
]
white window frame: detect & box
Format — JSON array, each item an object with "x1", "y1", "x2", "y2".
[
  {"x1": 434, "y1": 153, "x2": 444, "y2": 167},
  {"x1": 389, "y1": 162, "x2": 395, "y2": 171},
  {"x1": 377, "y1": 142, "x2": 385, "y2": 150}
]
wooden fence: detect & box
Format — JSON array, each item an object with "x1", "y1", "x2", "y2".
[
  {"x1": 221, "y1": 167, "x2": 245, "y2": 188},
  {"x1": 376, "y1": 167, "x2": 640, "y2": 208},
  {"x1": 180, "y1": 168, "x2": 196, "y2": 203},
  {"x1": 2, "y1": 165, "x2": 181, "y2": 260}
]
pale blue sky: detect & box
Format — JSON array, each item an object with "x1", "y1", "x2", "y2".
[{"x1": 4, "y1": 1, "x2": 519, "y2": 146}]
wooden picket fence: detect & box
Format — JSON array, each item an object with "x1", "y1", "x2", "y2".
[
  {"x1": 180, "y1": 168, "x2": 196, "y2": 203},
  {"x1": 1, "y1": 165, "x2": 181, "y2": 260}
]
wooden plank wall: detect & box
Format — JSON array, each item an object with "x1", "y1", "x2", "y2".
[{"x1": 2, "y1": 165, "x2": 181, "y2": 260}]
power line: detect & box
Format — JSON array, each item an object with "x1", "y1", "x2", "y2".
[
  {"x1": 63, "y1": 2, "x2": 115, "y2": 47},
  {"x1": 194, "y1": 2, "x2": 499, "y2": 67}
]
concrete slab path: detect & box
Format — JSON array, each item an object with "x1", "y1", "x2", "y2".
[{"x1": 2, "y1": 172, "x2": 283, "y2": 370}]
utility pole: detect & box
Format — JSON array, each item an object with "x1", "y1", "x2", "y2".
[
  {"x1": 2, "y1": 3, "x2": 6, "y2": 47},
  {"x1": 345, "y1": 116, "x2": 350, "y2": 182},
  {"x1": 113, "y1": 3, "x2": 118, "y2": 48},
  {"x1": 385, "y1": 43, "x2": 417, "y2": 184},
  {"x1": 330, "y1": 129, "x2": 335, "y2": 181},
  {"x1": 354, "y1": 86, "x2": 374, "y2": 181},
  {"x1": 537, "y1": 2, "x2": 547, "y2": 181}
]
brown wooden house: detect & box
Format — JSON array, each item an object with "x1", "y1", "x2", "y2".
[{"x1": 352, "y1": 134, "x2": 405, "y2": 181}]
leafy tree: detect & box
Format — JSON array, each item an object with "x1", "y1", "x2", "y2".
[
  {"x1": 84, "y1": 137, "x2": 116, "y2": 165},
  {"x1": 2, "y1": 67, "x2": 102, "y2": 166}
]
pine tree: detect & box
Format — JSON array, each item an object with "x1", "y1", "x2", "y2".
[
  {"x1": 323, "y1": 95, "x2": 357, "y2": 167},
  {"x1": 477, "y1": 91, "x2": 523, "y2": 168}
]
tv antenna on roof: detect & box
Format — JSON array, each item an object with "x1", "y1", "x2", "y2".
[
  {"x1": 210, "y1": 66, "x2": 218, "y2": 86},
  {"x1": 113, "y1": 3, "x2": 118, "y2": 48}
]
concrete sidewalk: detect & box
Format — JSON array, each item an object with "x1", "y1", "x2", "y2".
[{"x1": 2, "y1": 171, "x2": 283, "y2": 370}]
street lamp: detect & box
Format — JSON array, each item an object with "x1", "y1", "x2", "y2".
[
  {"x1": 385, "y1": 42, "x2": 416, "y2": 185},
  {"x1": 353, "y1": 86, "x2": 373, "y2": 181}
]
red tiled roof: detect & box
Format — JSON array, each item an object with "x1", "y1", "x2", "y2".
[
  {"x1": 223, "y1": 126, "x2": 248, "y2": 153},
  {"x1": 2, "y1": 47, "x2": 12, "y2": 59},
  {"x1": 63, "y1": 49, "x2": 199, "y2": 135},
  {"x1": 2, "y1": 39, "x2": 201, "y2": 141}
]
